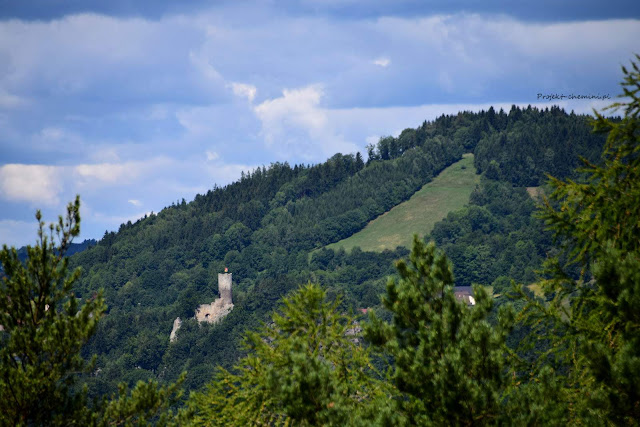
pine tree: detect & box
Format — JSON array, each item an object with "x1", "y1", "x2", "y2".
[
  {"x1": 515, "y1": 54, "x2": 640, "y2": 424},
  {"x1": 355, "y1": 152, "x2": 365, "y2": 170},
  {"x1": 0, "y1": 197, "x2": 103, "y2": 424},
  {"x1": 190, "y1": 283, "x2": 391, "y2": 426},
  {"x1": 365, "y1": 235, "x2": 514, "y2": 425},
  {"x1": 0, "y1": 197, "x2": 187, "y2": 426}
]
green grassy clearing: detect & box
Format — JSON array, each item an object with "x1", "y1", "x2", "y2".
[{"x1": 325, "y1": 153, "x2": 480, "y2": 253}]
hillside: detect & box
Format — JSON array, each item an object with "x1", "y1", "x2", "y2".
[
  {"x1": 326, "y1": 153, "x2": 479, "y2": 253},
  {"x1": 54, "y1": 106, "x2": 607, "y2": 396}
]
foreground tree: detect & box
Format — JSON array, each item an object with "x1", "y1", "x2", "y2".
[
  {"x1": 365, "y1": 236, "x2": 515, "y2": 425},
  {"x1": 515, "y1": 55, "x2": 640, "y2": 424},
  {"x1": 190, "y1": 283, "x2": 392, "y2": 426},
  {"x1": 0, "y1": 197, "x2": 186, "y2": 426},
  {"x1": 0, "y1": 197, "x2": 104, "y2": 424}
]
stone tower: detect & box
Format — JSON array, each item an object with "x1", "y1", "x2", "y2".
[
  {"x1": 172, "y1": 270, "x2": 234, "y2": 341},
  {"x1": 218, "y1": 272, "x2": 232, "y2": 305}
]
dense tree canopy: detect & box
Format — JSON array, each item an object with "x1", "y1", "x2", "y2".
[
  {"x1": 365, "y1": 237, "x2": 514, "y2": 425},
  {"x1": 191, "y1": 284, "x2": 391, "y2": 426},
  {"x1": 0, "y1": 197, "x2": 104, "y2": 424},
  {"x1": 3, "y1": 53, "x2": 634, "y2": 425},
  {"x1": 515, "y1": 56, "x2": 640, "y2": 424},
  {"x1": 0, "y1": 198, "x2": 186, "y2": 426},
  {"x1": 189, "y1": 55, "x2": 640, "y2": 425}
]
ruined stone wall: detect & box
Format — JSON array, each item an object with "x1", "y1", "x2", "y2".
[
  {"x1": 170, "y1": 271, "x2": 235, "y2": 342},
  {"x1": 195, "y1": 298, "x2": 233, "y2": 324},
  {"x1": 194, "y1": 272, "x2": 234, "y2": 325}
]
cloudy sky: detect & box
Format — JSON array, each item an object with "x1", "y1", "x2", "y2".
[{"x1": 1, "y1": 1, "x2": 639, "y2": 247}]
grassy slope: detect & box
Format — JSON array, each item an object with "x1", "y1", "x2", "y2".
[{"x1": 326, "y1": 153, "x2": 480, "y2": 253}]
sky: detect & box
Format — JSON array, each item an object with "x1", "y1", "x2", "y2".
[{"x1": 1, "y1": 1, "x2": 639, "y2": 247}]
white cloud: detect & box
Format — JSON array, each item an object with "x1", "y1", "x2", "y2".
[
  {"x1": 253, "y1": 84, "x2": 359, "y2": 159},
  {"x1": 72, "y1": 157, "x2": 173, "y2": 188},
  {"x1": 229, "y1": 82, "x2": 257, "y2": 102},
  {"x1": 74, "y1": 163, "x2": 139, "y2": 185},
  {"x1": 0, "y1": 164, "x2": 62, "y2": 206},
  {"x1": 206, "y1": 150, "x2": 219, "y2": 161},
  {"x1": 373, "y1": 57, "x2": 390, "y2": 67},
  {"x1": 128, "y1": 199, "x2": 142, "y2": 207},
  {"x1": 254, "y1": 85, "x2": 326, "y2": 143}
]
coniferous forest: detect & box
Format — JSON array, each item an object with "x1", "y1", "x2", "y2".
[{"x1": 1, "y1": 57, "x2": 639, "y2": 425}]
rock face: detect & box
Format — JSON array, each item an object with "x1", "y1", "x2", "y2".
[
  {"x1": 169, "y1": 317, "x2": 182, "y2": 343},
  {"x1": 195, "y1": 273, "x2": 234, "y2": 324}
]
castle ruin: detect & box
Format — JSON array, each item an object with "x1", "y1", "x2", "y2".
[
  {"x1": 218, "y1": 272, "x2": 233, "y2": 305},
  {"x1": 169, "y1": 271, "x2": 234, "y2": 343},
  {"x1": 195, "y1": 272, "x2": 234, "y2": 323}
]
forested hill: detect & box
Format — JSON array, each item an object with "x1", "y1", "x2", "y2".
[
  {"x1": 15, "y1": 238, "x2": 96, "y2": 264},
  {"x1": 68, "y1": 105, "x2": 607, "y2": 395}
]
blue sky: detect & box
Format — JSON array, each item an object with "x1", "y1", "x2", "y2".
[{"x1": 1, "y1": 1, "x2": 639, "y2": 247}]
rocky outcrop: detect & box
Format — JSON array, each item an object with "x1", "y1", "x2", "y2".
[{"x1": 169, "y1": 317, "x2": 182, "y2": 342}]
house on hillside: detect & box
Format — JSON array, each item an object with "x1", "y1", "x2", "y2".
[{"x1": 454, "y1": 286, "x2": 476, "y2": 306}]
